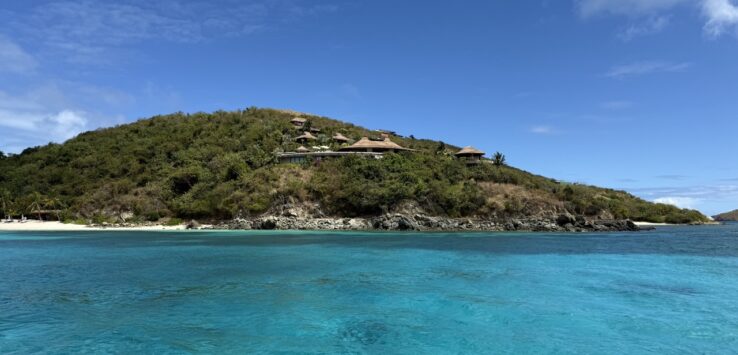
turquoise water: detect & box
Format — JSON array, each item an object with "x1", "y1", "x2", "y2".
[{"x1": 2, "y1": 225, "x2": 738, "y2": 354}]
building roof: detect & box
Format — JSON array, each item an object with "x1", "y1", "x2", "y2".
[
  {"x1": 340, "y1": 137, "x2": 409, "y2": 151},
  {"x1": 455, "y1": 146, "x2": 485, "y2": 156},
  {"x1": 295, "y1": 132, "x2": 317, "y2": 141},
  {"x1": 295, "y1": 146, "x2": 310, "y2": 152},
  {"x1": 332, "y1": 133, "x2": 349, "y2": 142},
  {"x1": 290, "y1": 117, "x2": 307, "y2": 123}
]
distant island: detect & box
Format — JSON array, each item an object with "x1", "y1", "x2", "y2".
[
  {"x1": 0, "y1": 108, "x2": 709, "y2": 232},
  {"x1": 713, "y1": 210, "x2": 738, "y2": 222}
]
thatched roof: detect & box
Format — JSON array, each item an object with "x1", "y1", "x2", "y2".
[
  {"x1": 332, "y1": 133, "x2": 349, "y2": 142},
  {"x1": 290, "y1": 117, "x2": 307, "y2": 124},
  {"x1": 295, "y1": 132, "x2": 317, "y2": 141},
  {"x1": 340, "y1": 137, "x2": 409, "y2": 151},
  {"x1": 455, "y1": 146, "x2": 485, "y2": 156},
  {"x1": 295, "y1": 146, "x2": 310, "y2": 153}
]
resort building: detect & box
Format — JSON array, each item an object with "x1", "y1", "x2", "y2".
[
  {"x1": 455, "y1": 146, "x2": 485, "y2": 164},
  {"x1": 277, "y1": 151, "x2": 383, "y2": 164},
  {"x1": 295, "y1": 131, "x2": 317, "y2": 143},
  {"x1": 339, "y1": 136, "x2": 410, "y2": 153},
  {"x1": 295, "y1": 146, "x2": 310, "y2": 153},
  {"x1": 290, "y1": 117, "x2": 307, "y2": 127},
  {"x1": 332, "y1": 133, "x2": 350, "y2": 144}
]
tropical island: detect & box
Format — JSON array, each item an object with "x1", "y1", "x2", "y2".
[
  {"x1": 0, "y1": 108, "x2": 709, "y2": 232},
  {"x1": 713, "y1": 210, "x2": 738, "y2": 222}
]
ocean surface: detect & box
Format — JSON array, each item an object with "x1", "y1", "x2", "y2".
[{"x1": 1, "y1": 224, "x2": 738, "y2": 354}]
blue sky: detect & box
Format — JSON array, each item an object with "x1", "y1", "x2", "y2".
[{"x1": 0, "y1": 0, "x2": 737, "y2": 215}]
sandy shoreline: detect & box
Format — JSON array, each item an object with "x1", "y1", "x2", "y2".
[{"x1": 0, "y1": 220, "x2": 189, "y2": 231}]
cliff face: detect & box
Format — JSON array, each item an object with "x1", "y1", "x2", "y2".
[
  {"x1": 714, "y1": 210, "x2": 738, "y2": 221},
  {"x1": 0, "y1": 107, "x2": 709, "y2": 227}
]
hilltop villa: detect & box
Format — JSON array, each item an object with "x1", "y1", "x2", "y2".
[
  {"x1": 339, "y1": 136, "x2": 410, "y2": 153},
  {"x1": 290, "y1": 117, "x2": 307, "y2": 127},
  {"x1": 455, "y1": 146, "x2": 485, "y2": 165},
  {"x1": 278, "y1": 117, "x2": 487, "y2": 164},
  {"x1": 295, "y1": 131, "x2": 317, "y2": 143}
]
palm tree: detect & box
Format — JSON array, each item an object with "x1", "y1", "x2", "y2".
[
  {"x1": 493, "y1": 152, "x2": 506, "y2": 167},
  {"x1": 43, "y1": 196, "x2": 65, "y2": 221},
  {"x1": 27, "y1": 192, "x2": 45, "y2": 221}
]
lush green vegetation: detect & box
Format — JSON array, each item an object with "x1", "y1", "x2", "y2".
[{"x1": 0, "y1": 107, "x2": 708, "y2": 224}]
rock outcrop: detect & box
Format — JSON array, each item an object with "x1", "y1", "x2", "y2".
[{"x1": 210, "y1": 211, "x2": 642, "y2": 232}]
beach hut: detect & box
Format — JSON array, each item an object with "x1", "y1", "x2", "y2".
[
  {"x1": 295, "y1": 132, "x2": 317, "y2": 143},
  {"x1": 455, "y1": 146, "x2": 485, "y2": 164},
  {"x1": 290, "y1": 117, "x2": 307, "y2": 127},
  {"x1": 339, "y1": 136, "x2": 410, "y2": 153},
  {"x1": 332, "y1": 133, "x2": 350, "y2": 143}
]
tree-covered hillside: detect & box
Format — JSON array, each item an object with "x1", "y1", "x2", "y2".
[{"x1": 0, "y1": 108, "x2": 708, "y2": 224}]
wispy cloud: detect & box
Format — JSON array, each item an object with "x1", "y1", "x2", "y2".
[
  {"x1": 600, "y1": 100, "x2": 634, "y2": 110},
  {"x1": 605, "y1": 61, "x2": 691, "y2": 79},
  {"x1": 530, "y1": 125, "x2": 558, "y2": 135},
  {"x1": 656, "y1": 174, "x2": 689, "y2": 180},
  {"x1": 576, "y1": 0, "x2": 690, "y2": 18},
  {"x1": 5, "y1": 0, "x2": 338, "y2": 64},
  {"x1": 617, "y1": 178, "x2": 639, "y2": 183},
  {"x1": 0, "y1": 35, "x2": 37, "y2": 74},
  {"x1": 618, "y1": 15, "x2": 671, "y2": 41}
]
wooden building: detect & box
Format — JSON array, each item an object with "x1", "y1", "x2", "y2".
[
  {"x1": 339, "y1": 137, "x2": 410, "y2": 153},
  {"x1": 295, "y1": 132, "x2": 317, "y2": 143},
  {"x1": 332, "y1": 133, "x2": 350, "y2": 143},
  {"x1": 290, "y1": 117, "x2": 307, "y2": 127},
  {"x1": 455, "y1": 146, "x2": 485, "y2": 164}
]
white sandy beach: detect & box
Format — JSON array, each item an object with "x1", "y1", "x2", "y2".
[{"x1": 0, "y1": 220, "x2": 189, "y2": 231}]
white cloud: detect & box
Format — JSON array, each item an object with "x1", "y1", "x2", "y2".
[
  {"x1": 703, "y1": 0, "x2": 738, "y2": 36},
  {"x1": 630, "y1": 184, "x2": 738, "y2": 215},
  {"x1": 654, "y1": 196, "x2": 700, "y2": 208},
  {"x1": 619, "y1": 16, "x2": 671, "y2": 40},
  {"x1": 0, "y1": 86, "x2": 104, "y2": 151},
  {"x1": 0, "y1": 109, "x2": 88, "y2": 143},
  {"x1": 605, "y1": 61, "x2": 691, "y2": 78},
  {"x1": 50, "y1": 110, "x2": 88, "y2": 141},
  {"x1": 577, "y1": 0, "x2": 738, "y2": 38},
  {"x1": 0, "y1": 35, "x2": 37, "y2": 74}
]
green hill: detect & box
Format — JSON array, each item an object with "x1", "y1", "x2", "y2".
[
  {"x1": 0, "y1": 107, "x2": 708, "y2": 225},
  {"x1": 714, "y1": 210, "x2": 738, "y2": 222}
]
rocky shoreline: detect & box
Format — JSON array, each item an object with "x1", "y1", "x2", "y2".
[{"x1": 207, "y1": 213, "x2": 644, "y2": 232}]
